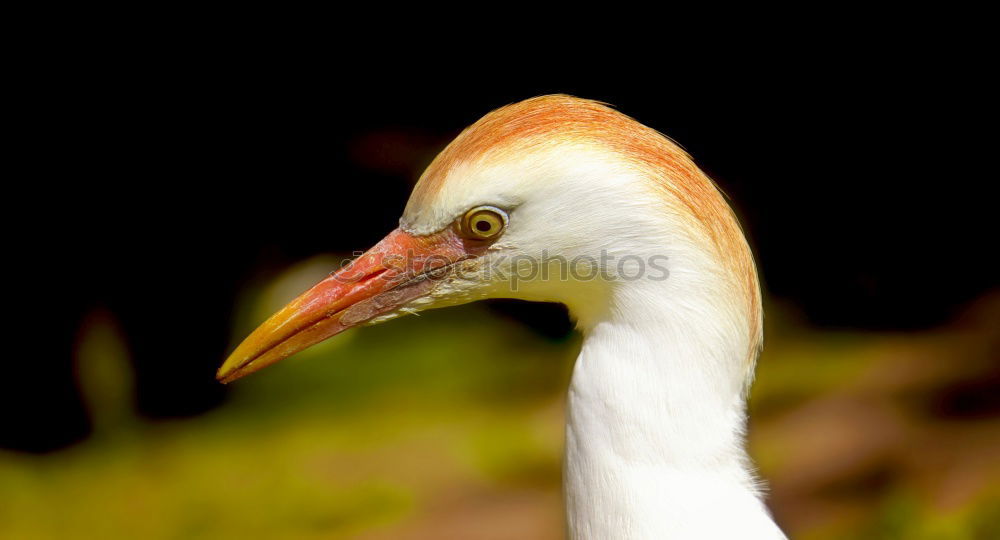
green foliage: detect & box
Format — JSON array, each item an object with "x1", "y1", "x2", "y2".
[{"x1": 2, "y1": 292, "x2": 997, "y2": 539}]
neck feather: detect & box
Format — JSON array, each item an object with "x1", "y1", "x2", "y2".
[{"x1": 562, "y1": 266, "x2": 782, "y2": 539}]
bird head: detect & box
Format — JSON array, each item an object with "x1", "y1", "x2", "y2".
[{"x1": 217, "y1": 95, "x2": 760, "y2": 383}]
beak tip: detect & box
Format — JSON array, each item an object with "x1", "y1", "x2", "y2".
[
  {"x1": 216, "y1": 356, "x2": 247, "y2": 384},
  {"x1": 216, "y1": 370, "x2": 242, "y2": 385}
]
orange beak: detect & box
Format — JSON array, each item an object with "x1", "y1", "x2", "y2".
[{"x1": 217, "y1": 227, "x2": 473, "y2": 383}]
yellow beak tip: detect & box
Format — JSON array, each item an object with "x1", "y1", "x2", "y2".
[{"x1": 215, "y1": 356, "x2": 248, "y2": 384}]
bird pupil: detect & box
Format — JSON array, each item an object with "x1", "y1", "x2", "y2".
[{"x1": 475, "y1": 219, "x2": 492, "y2": 232}]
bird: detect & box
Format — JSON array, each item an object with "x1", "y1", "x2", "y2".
[{"x1": 217, "y1": 95, "x2": 786, "y2": 539}]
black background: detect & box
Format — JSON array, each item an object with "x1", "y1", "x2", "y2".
[{"x1": 5, "y1": 52, "x2": 992, "y2": 452}]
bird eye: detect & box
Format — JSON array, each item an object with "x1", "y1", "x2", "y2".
[{"x1": 462, "y1": 206, "x2": 507, "y2": 240}]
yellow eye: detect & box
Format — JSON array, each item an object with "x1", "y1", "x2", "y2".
[{"x1": 462, "y1": 206, "x2": 507, "y2": 239}]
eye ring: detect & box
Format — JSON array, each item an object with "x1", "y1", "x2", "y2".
[{"x1": 461, "y1": 206, "x2": 508, "y2": 240}]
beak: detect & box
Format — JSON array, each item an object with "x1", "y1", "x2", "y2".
[{"x1": 217, "y1": 227, "x2": 471, "y2": 383}]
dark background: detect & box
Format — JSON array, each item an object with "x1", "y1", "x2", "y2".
[{"x1": 5, "y1": 57, "x2": 992, "y2": 457}]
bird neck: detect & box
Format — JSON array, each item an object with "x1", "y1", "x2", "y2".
[{"x1": 563, "y1": 276, "x2": 783, "y2": 539}]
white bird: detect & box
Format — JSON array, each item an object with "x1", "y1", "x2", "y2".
[{"x1": 218, "y1": 95, "x2": 785, "y2": 539}]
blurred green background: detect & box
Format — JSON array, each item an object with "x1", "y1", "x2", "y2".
[
  {"x1": 7, "y1": 65, "x2": 995, "y2": 538},
  {"x1": 4, "y1": 272, "x2": 998, "y2": 539}
]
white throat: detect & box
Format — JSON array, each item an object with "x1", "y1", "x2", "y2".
[{"x1": 562, "y1": 266, "x2": 784, "y2": 539}]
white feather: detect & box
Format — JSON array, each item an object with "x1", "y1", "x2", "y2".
[{"x1": 397, "y1": 141, "x2": 784, "y2": 538}]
